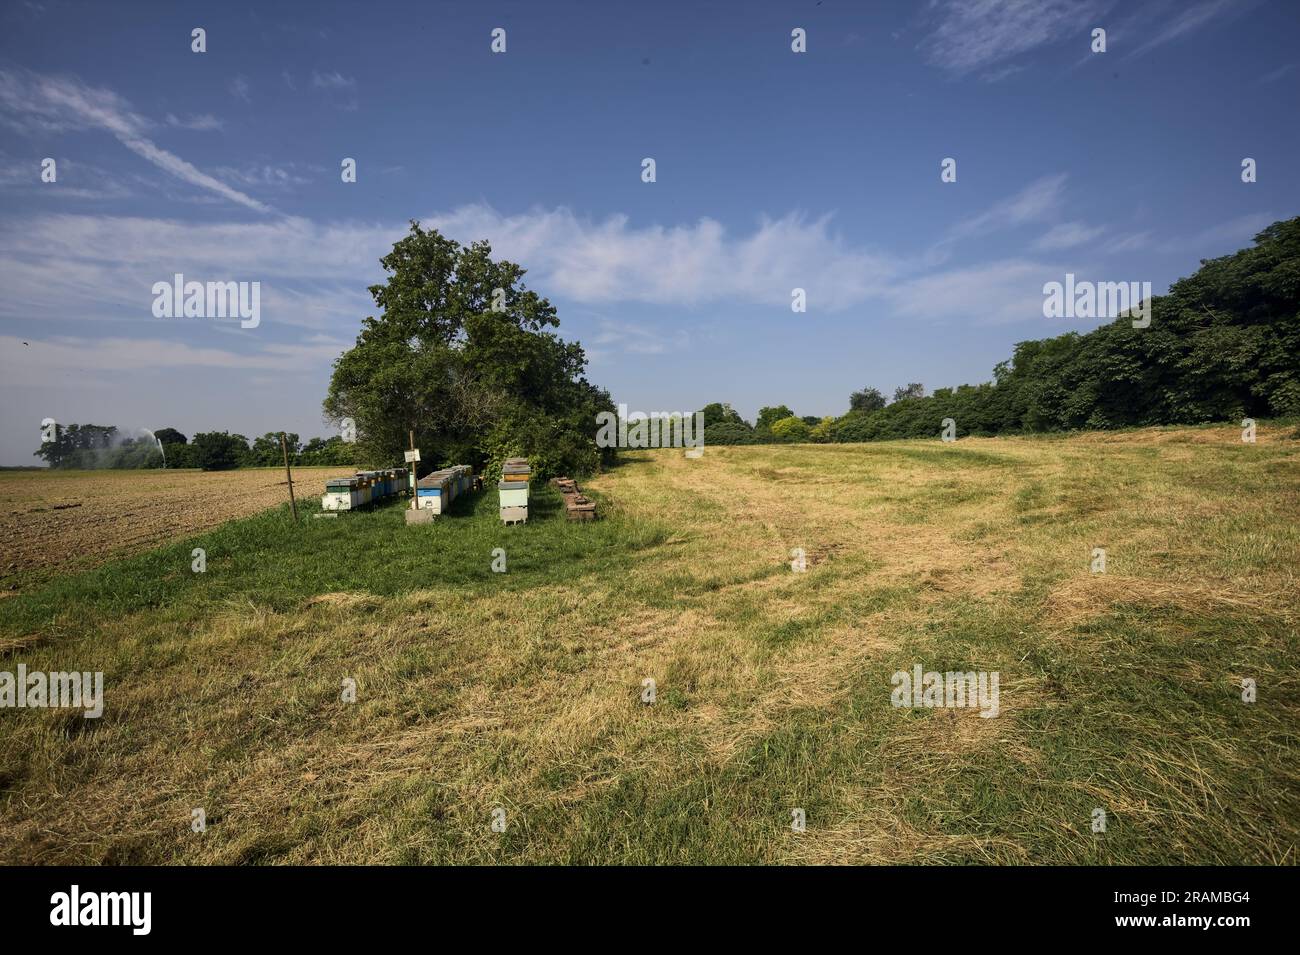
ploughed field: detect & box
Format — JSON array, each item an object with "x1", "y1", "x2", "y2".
[
  {"x1": 0, "y1": 425, "x2": 1296, "y2": 864},
  {"x1": 0, "y1": 467, "x2": 337, "y2": 593}
]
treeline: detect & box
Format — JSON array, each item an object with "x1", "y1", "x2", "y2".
[
  {"x1": 703, "y1": 216, "x2": 1300, "y2": 445},
  {"x1": 35, "y1": 426, "x2": 357, "y2": 471}
]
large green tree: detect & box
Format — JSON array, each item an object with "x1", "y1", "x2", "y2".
[{"x1": 324, "y1": 222, "x2": 613, "y2": 479}]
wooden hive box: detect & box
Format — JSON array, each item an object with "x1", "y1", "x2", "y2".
[
  {"x1": 322, "y1": 476, "x2": 360, "y2": 511},
  {"x1": 498, "y1": 479, "x2": 529, "y2": 509},
  {"x1": 416, "y1": 470, "x2": 453, "y2": 512}
]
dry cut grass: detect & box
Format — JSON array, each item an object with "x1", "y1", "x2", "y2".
[{"x1": 0, "y1": 425, "x2": 1297, "y2": 864}]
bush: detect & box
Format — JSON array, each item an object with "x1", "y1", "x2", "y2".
[
  {"x1": 704, "y1": 422, "x2": 758, "y2": 445},
  {"x1": 161, "y1": 443, "x2": 198, "y2": 468}
]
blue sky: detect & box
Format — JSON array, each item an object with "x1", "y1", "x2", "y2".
[{"x1": 0, "y1": 0, "x2": 1296, "y2": 464}]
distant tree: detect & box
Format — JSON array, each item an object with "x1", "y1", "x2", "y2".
[
  {"x1": 33, "y1": 423, "x2": 118, "y2": 469},
  {"x1": 849, "y1": 387, "x2": 886, "y2": 412},
  {"x1": 300, "y1": 436, "x2": 356, "y2": 466},
  {"x1": 700, "y1": 402, "x2": 748, "y2": 429},
  {"x1": 892, "y1": 383, "x2": 926, "y2": 402},
  {"x1": 769, "y1": 416, "x2": 813, "y2": 442},
  {"x1": 810, "y1": 416, "x2": 835, "y2": 443},
  {"x1": 100, "y1": 436, "x2": 162, "y2": 469},
  {"x1": 153, "y1": 428, "x2": 187, "y2": 445},
  {"x1": 164, "y1": 443, "x2": 200, "y2": 468},
  {"x1": 193, "y1": 431, "x2": 249, "y2": 471},
  {"x1": 756, "y1": 405, "x2": 795, "y2": 431},
  {"x1": 703, "y1": 421, "x2": 757, "y2": 445},
  {"x1": 250, "y1": 432, "x2": 299, "y2": 467}
]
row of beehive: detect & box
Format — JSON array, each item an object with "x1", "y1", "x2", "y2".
[
  {"x1": 552, "y1": 476, "x2": 598, "y2": 521},
  {"x1": 322, "y1": 468, "x2": 409, "y2": 511},
  {"x1": 499, "y1": 457, "x2": 530, "y2": 524},
  {"x1": 417, "y1": 464, "x2": 474, "y2": 514}
]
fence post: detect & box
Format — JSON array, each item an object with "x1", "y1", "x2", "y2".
[{"x1": 281, "y1": 432, "x2": 298, "y2": 522}]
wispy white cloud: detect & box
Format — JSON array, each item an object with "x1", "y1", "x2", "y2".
[
  {"x1": 228, "y1": 74, "x2": 251, "y2": 103},
  {"x1": 980, "y1": 63, "x2": 1028, "y2": 83},
  {"x1": 1102, "y1": 214, "x2": 1276, "y2": 257},
  {"x1": 425, "y1": 205, "x2": 903, "y2": 310},
  {"x1": 0, "y1": 334, "x2": 348, "y2": 388},
  {"x1": 1126, "y1": 0, "x2": 1240, "y2": 58},
  {"x1": 311, "y1": 70, "x2": 358, "y2": 110},
  {"x1": 590, "y1": 318, "x2": 690, "y2": 357},
  {"x1": 887, "y1": 258, "x2": 1066, "y2": 325},
  {"x1": 165, "y1": 112, "x2": 223, "y2": 132},
  {"x1": 0, "y1": 154, "x2": 134, "y2": 200},
  {"x1": 311, "y1": 70, "x2": 355, "y2": 90},
  {"x1": 920, "y1": 0, "x2": 1110, "y2": 75},
  {"x1": 939, "y1": 174, "x2": 1068, "y2": 248},
  {"x1": 1106, "y1": 231, "x2": 1153, "y2": 254},
  {"x1": 1161, "y1": 213, "x2": 1276, "y2": 254},
  {"x1": 1259, "y1": 62, "x2": 1296, "y2": 84},
  {"x1": 0, "y1": 69, "x2": 271, "y2": 213},
  {"x1": 215, "y1": 163, "x2": 314, "y2": 189},
  {"x1": 0, "y1": 172, "x2": 1127, "y2": 344},
  {"x1": 924, "y1": 0, "x2": 1241, "y2": 76},
  {"x1": 1033, "y1": 220, "x2": 1105, "y2": 250}
]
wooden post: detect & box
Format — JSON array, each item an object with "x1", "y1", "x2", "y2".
[
  {"x1": 409, "y1": 429, "x2": 417, "y2": 509},
  {"x1": 280, "y1": 432, "x2": 298, "y2": 522}
]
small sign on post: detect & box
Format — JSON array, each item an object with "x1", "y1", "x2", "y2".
[
  {"x1": 406, "y1": 430, "x2": 420, "y2": 513},
  {"x1": 404, "y1": 439, "x2": 431, "y2": 525}
]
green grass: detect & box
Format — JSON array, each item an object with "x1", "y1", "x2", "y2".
[
  {"x1": 2, "y1": 486, "x2": 668, "y2": 634},
  {"x1": 2, "y1": 427, "x2": 1297, "y2": 865}
]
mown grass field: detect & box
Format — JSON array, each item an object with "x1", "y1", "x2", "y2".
[{"x1": 1, "y1": 424, "x2": 1297, "y2": 864}]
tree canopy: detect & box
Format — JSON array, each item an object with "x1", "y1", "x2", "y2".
[
  {"x1": 153, "y1": 427, "x2": 187, "y2": 446},
  {"x1": 849, "y1": 387, "x2": 886, "y2": 413},
  {"x1": 323, "y1": 222, "x2": 613, "y2": 479}
]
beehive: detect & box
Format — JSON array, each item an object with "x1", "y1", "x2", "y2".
[
  {"x1": 417, "y1": 470, "x2": 454, "y2": 512},
  {"x1": 565, "y1": 494, "x2": 597, "y2": 521},
  {"x1": 498, "y1": 479, "x2": 529, "y2": 509},
  {"x1": 415, "y1": 465, "x2": 477, "y2": 514},
  {"x1": 322, "y1": 476, "x2": 361, "y2": 511},
  {"x1": 502, "y1": 457, "x2": 531, "y2": 482}
]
